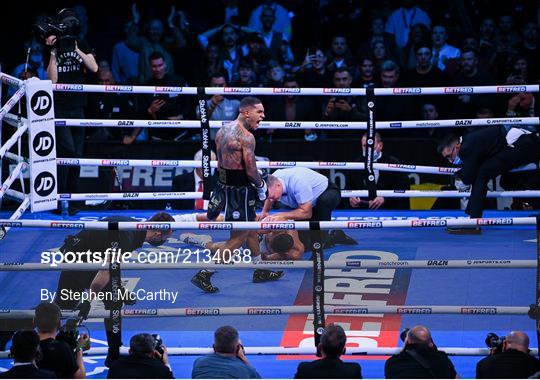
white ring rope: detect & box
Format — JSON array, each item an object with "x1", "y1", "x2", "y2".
[
  {"x1": 56, "y1": 117, "x2": 538, "y2": 130},
  {"x1": 51, "y1": 83, "x2": 540, "y2": 95},
  {"x1": 54, "y1": 158, "x2": 538, "y2": 175},
  {"x1": 0, "y1": 87, "x2": 26, "y2": 121},
  {"x1": 0, "y1": 124, "x2": 28, "y2": 159},
  {"x1": 56, "y1": 189, "x2": 540, "y2": 202},
  {"x1": 0, "y1": 259, "x2": 535, "y2": 271},
  {"x1": 0, "y1": 72, "x2": 23, "y2": 88},
  {"x1": 0, "y1": 346, "x2": 533, "y2": 358},
  {"x1": 0, "y1": 305, "x2": 531, "y2": 319},
  {"x1": 0, "y1": 217, "x2": 535, "y2": 230},
  {"x1": 0, "y1": 162, "x2": 26, "y2": 199}
]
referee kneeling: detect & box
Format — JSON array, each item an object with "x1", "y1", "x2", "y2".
[{"x1": 261, "y1": 167, "x2": 356, "y2": 248}]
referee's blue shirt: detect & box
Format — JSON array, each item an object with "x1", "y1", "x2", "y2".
[{"x1": 272, "y1": 168, "x2": 328, "y2": 208}]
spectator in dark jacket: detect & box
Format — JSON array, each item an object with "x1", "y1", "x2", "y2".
[
  {"x1": 0, "y1": 330, "x2": 56, "y2": 379},
  {"x1": 385, "y1": 325, "x2": 458, "y2": 379},
  {"x1": 294, "y1": 324, "x2": 362, "y2": 379},
  {"x1": 107, "y1": 333, "x2": 174, "y2": 379}
]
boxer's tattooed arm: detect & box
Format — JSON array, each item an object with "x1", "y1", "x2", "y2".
[{"x1": 241, "y1": 132, "x2": 262, "y2": 186}]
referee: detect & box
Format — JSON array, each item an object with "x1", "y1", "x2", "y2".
[{"x1": 261, "y1": 167, "x2": 356, "y2": 248}]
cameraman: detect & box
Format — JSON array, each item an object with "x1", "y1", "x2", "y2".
[
  {"x1": 107, "y1": 333, "x2": 173, "y2": 379},
  {"x1": 476, "y1": 331, "x2": 540, "y2": 378},
  {"x1": 384, "y1": 325, "x2": 458, "y2": 378},
  {"x1": 34, "y1": 302, "x2": 88, "y2": 379},
  {"x1": 44, "y1": 8, "x2": 98, "y2": 214}
]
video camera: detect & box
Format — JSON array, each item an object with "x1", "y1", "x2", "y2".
[
  {"x1": 485, "y1": 332, "x2": 505, "y2": 353},
  {"x1": 33, "y1": 8, "x2": 80, "y2": 50},
  {"x1": 56, "y1": 316, "x2": 90, "y2": 352}
]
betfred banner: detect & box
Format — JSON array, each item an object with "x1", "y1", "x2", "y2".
[{"x1": 25, "y1": 78, "x2": 58, "y2": 212}]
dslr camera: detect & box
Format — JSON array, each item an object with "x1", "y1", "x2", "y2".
[
  {"x1": 152, "y1": 334, "x2": 165, "y2": 360},
  {"x1": 485, "y1": 332, "x2": 505, "y2": 354},
  {"x1": 33, "y1": 8, "x2": 80, "y2": 50}
]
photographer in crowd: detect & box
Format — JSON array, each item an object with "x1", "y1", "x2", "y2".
[
  {"x1": 192, "y1": 325, "x2": 261, "y2": 379},
  {"x1": 107, "y1": 333, "x2": 173, "y2": 379},
  {"x1": 384, "y1": 325, "x2": 458, "y2": 378},
  {"x1": 34, "y1": 302, "x2": 88, "y2": 379},
  {"x1": 41, "y1": 8, "x2": 98, "y2": 214},
  {"x1": 476, "y1": 331, "x2": 540, "y2": 378}
]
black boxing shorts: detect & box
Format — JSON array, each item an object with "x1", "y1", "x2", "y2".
[{"x1": 207, "y1": 168, "x2": 257, "y2": 221}]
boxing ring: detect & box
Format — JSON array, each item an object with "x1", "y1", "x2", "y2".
[{"x1": 1, "y1": 72, "x2": 540, "y2": 377}]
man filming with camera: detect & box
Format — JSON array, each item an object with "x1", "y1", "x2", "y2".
[
  {"x1": 40, "y1": 8, "x2": 98, "y2": 214},
  {"x1": 34, "y1": 302, "x2": 89, "y2": 379},
  {"x1": 107, "y1": 333, "x2": 173, "y2": 379},
  {"x1": 476, "y1": 331, "x2": 540, "y2": 378}
]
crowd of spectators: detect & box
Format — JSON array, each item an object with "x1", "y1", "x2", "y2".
[
  {"x1": 2, "y1": 310, "x2": 539, "y2": 378},
  {"x1": 4, "y1": 0, "x2": 539, "y2": 145}
]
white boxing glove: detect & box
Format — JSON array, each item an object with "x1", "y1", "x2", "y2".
[
  {"x1": 256, "y1": 179, "x2": 268, "y2": 201},
  {"x1": 454, "y1": 177, "x2": 471, "y2": 192}
]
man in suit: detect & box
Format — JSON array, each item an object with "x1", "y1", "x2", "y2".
[
  {"x1": 438, "y1": 126, "x2": 540, "y2": 233},
  {"x1": 171, "y1": 149, "x2": 217, "y2": 210},
  {"x1": 348, "y1": 132, "x2": 410, "y2": 210},
  {"x1": 0, "y1": 330, "x2": 56, "y2": 379},
  {"x1": 294, "y1": 324, "x2": 362, "y2": 378}
]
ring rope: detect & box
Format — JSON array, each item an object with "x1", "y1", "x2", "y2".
[
  {"x1": 0, "y1": 305, "x2": 530, "y2": 319},
  {"x1": 55, "y1": 189, "x2": 540, "y2": 202},
  {"x1": 51, "y1": 157, "x2": 537, "y2": 175},
  {"x1": 0, "y1": 87, "x2": 26, "y2": 121},
  {"x1": 0, "y1": 217, "x2": 535, "y2": 230},
  {"x1": 0, "y1": 162, "x2": 26, "y2": 199},
  {"x1": 0, "y1": 72, "x2": 23, "y2": 88},
  {"x1": 51, "y1": 83, "x2": 540, "y2": 96},
  {"x1": 0, "y1": 260, "x2": 535, "y2": 271},
  {"x1": 0, "y1": 346, "x2": 533, "y2": 358},
  {"x1": 0, "y1": 124, "x2": 27, "y2": 159},
  {"x1": 54, "y1": 117, "x2": 538, "y2": 130}
]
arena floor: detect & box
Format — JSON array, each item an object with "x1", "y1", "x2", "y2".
[{"x1": 0, "y1": 209, "x2": 537, "y2": 378}]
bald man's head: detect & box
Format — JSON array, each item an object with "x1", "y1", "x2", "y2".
[
  {"x1": 406, "y1": 326, "x2": 434, "y2": 348},
  {"x1": 505, "y1": 331, "x2": 529, "y2": 353}
]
